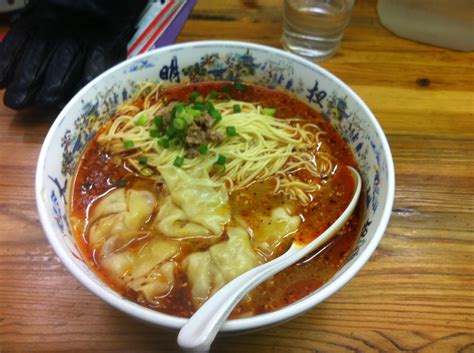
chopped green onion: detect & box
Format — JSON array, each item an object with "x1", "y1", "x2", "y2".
[
  {"x1": 158, "y1": 138, "x2": 170, "y2": 148},
  {"x1": 199, "y1": 144, "x2": 209, "y2": 155},
  {"x1": 183, "y1": 115, "x2": 194, "y2": 125},
  {"x1": 149, "y1": 129, "x2": 162, "y2": 138},
  {"x1": 170, "y1": 138, "x2": 183, "y2": 148},
  {"x1": 206, "y1": 103, "x2": 216, "y2": 113},
  {"x1": 139, "y1": 167, "x2": 154, "y2": 177},
  {"x1": 233, "y1": 82, "x2": 246, "y2": 91},
  {"x1": 206, "y1": 91, "x2": 218, "y2": 101},
  {"x1": 138, "y1": 156, "x2": 148, "y2": 165},
  {"x1": 210, "y1": 110, "x2": 222, "y2": 122},
  {"x1": 189, "y1": 91, "x2": 200, "y2": 102},
  {"x1": 193, "y1": 102, "x2": 207, "y2": 111},
  {"x1": 215, "y1": 154, "x2": 227, "y2": 165},
  {"x1": 262, "y1": 108, "x2": 276, "y2": 116},
  {"x1": 233, "y1": 104, "x2": 241, "y2": 113},
  {"x1": 186, "y1": 107, "x2": 202, "y2": 117},
  {"x1": 171, "y1": 103, "x2": 185, "y2": 119},
  {"x1": 226, "y1": 126, "x2": 237, "y2": 137},
  {"x1": 172, "y1": 117, "x2": 187, "y2": 130},
  {"x1": 181, "y1": 107, "x2": 201, "y2": 124},
  {"x1": 134, "y1": 114, "x2": 148, "y2": 126},
  {"x1": 166, "y1": 126, "x2": 179, "y2": 138},
  {"x1": 154, "y1": 115, "x2": 164, "y2": 130},
  {"x1": 221, "y1": 85, "x2": 231, "y2": 93},
  {"x1": 173, "y1": 156, "x2": 184, "y2": 167},
  {"x1": 123, "y1": 140, "x2": 134, "y2": 148},
  {"x1": 176, "y1": 107, "x2": 187, "y2": 120}
]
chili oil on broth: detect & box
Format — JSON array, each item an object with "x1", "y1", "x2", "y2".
[{"x1": 69, "y1": 81, "x2": 363, "y2": 318}]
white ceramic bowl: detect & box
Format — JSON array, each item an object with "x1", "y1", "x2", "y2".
[{"x1": 36, "y1": 41, "x2": 395, "y2": 333}]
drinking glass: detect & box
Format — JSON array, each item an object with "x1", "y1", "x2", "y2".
[{"x1": 282, "y1": 0, "x2": 355, "y2": 61}]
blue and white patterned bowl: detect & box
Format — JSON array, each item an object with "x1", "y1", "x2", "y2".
[{"x1": 36, "y1": 41, "x2": 395, "y2": 332}]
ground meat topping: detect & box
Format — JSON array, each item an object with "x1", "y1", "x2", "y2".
[
  {"x1": 185, "y1": 147, "x2": 199, "y2": 159},
  {"x1": 148, "y1": 99, "x2": 226, "y2": 161},
  {"x1": 207, "y1": 130, "x2": 224, "y2": 143},
  {"x1": 195, "y1": 113, "x2": 214, "y2": 129},
  {"x1": 185, "y1": 123, "x2": 208, "y2": 146},
  {"x1": 184, "y1": 112, "x2": 224, "y2": 154}
]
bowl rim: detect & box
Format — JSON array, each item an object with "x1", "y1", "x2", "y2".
[{"x1": 36, "y1": 40, "x2": 395, "y2": 332}]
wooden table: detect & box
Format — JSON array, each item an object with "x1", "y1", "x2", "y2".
[{"x1": 1, "y1": 0, "x2": 473, "y2": 352}]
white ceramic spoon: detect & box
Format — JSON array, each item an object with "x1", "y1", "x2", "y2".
[{"x1": 178, "y1": 166, "x2": 362, "y2": 353}]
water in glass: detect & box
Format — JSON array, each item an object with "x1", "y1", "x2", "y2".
[{"x1": 282, "y1": 0, "x2": 354, "y2": 61}]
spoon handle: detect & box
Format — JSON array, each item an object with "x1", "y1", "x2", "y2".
[{"x1": 177, "y1": 246, "x2": 299, "y2": 352}]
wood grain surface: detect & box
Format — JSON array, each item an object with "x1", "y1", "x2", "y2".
[{"x1": 1, "y1": 0, "x2": 473, "y2": 352}]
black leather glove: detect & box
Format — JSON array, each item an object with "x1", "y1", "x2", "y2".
[{"x1": 0, "y1": 0, "x2": 147, "y2": 109}]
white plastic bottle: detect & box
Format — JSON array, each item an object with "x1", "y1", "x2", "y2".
[{"x1": 377, "y1": 0, "x2": 474, "y2": 52}]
